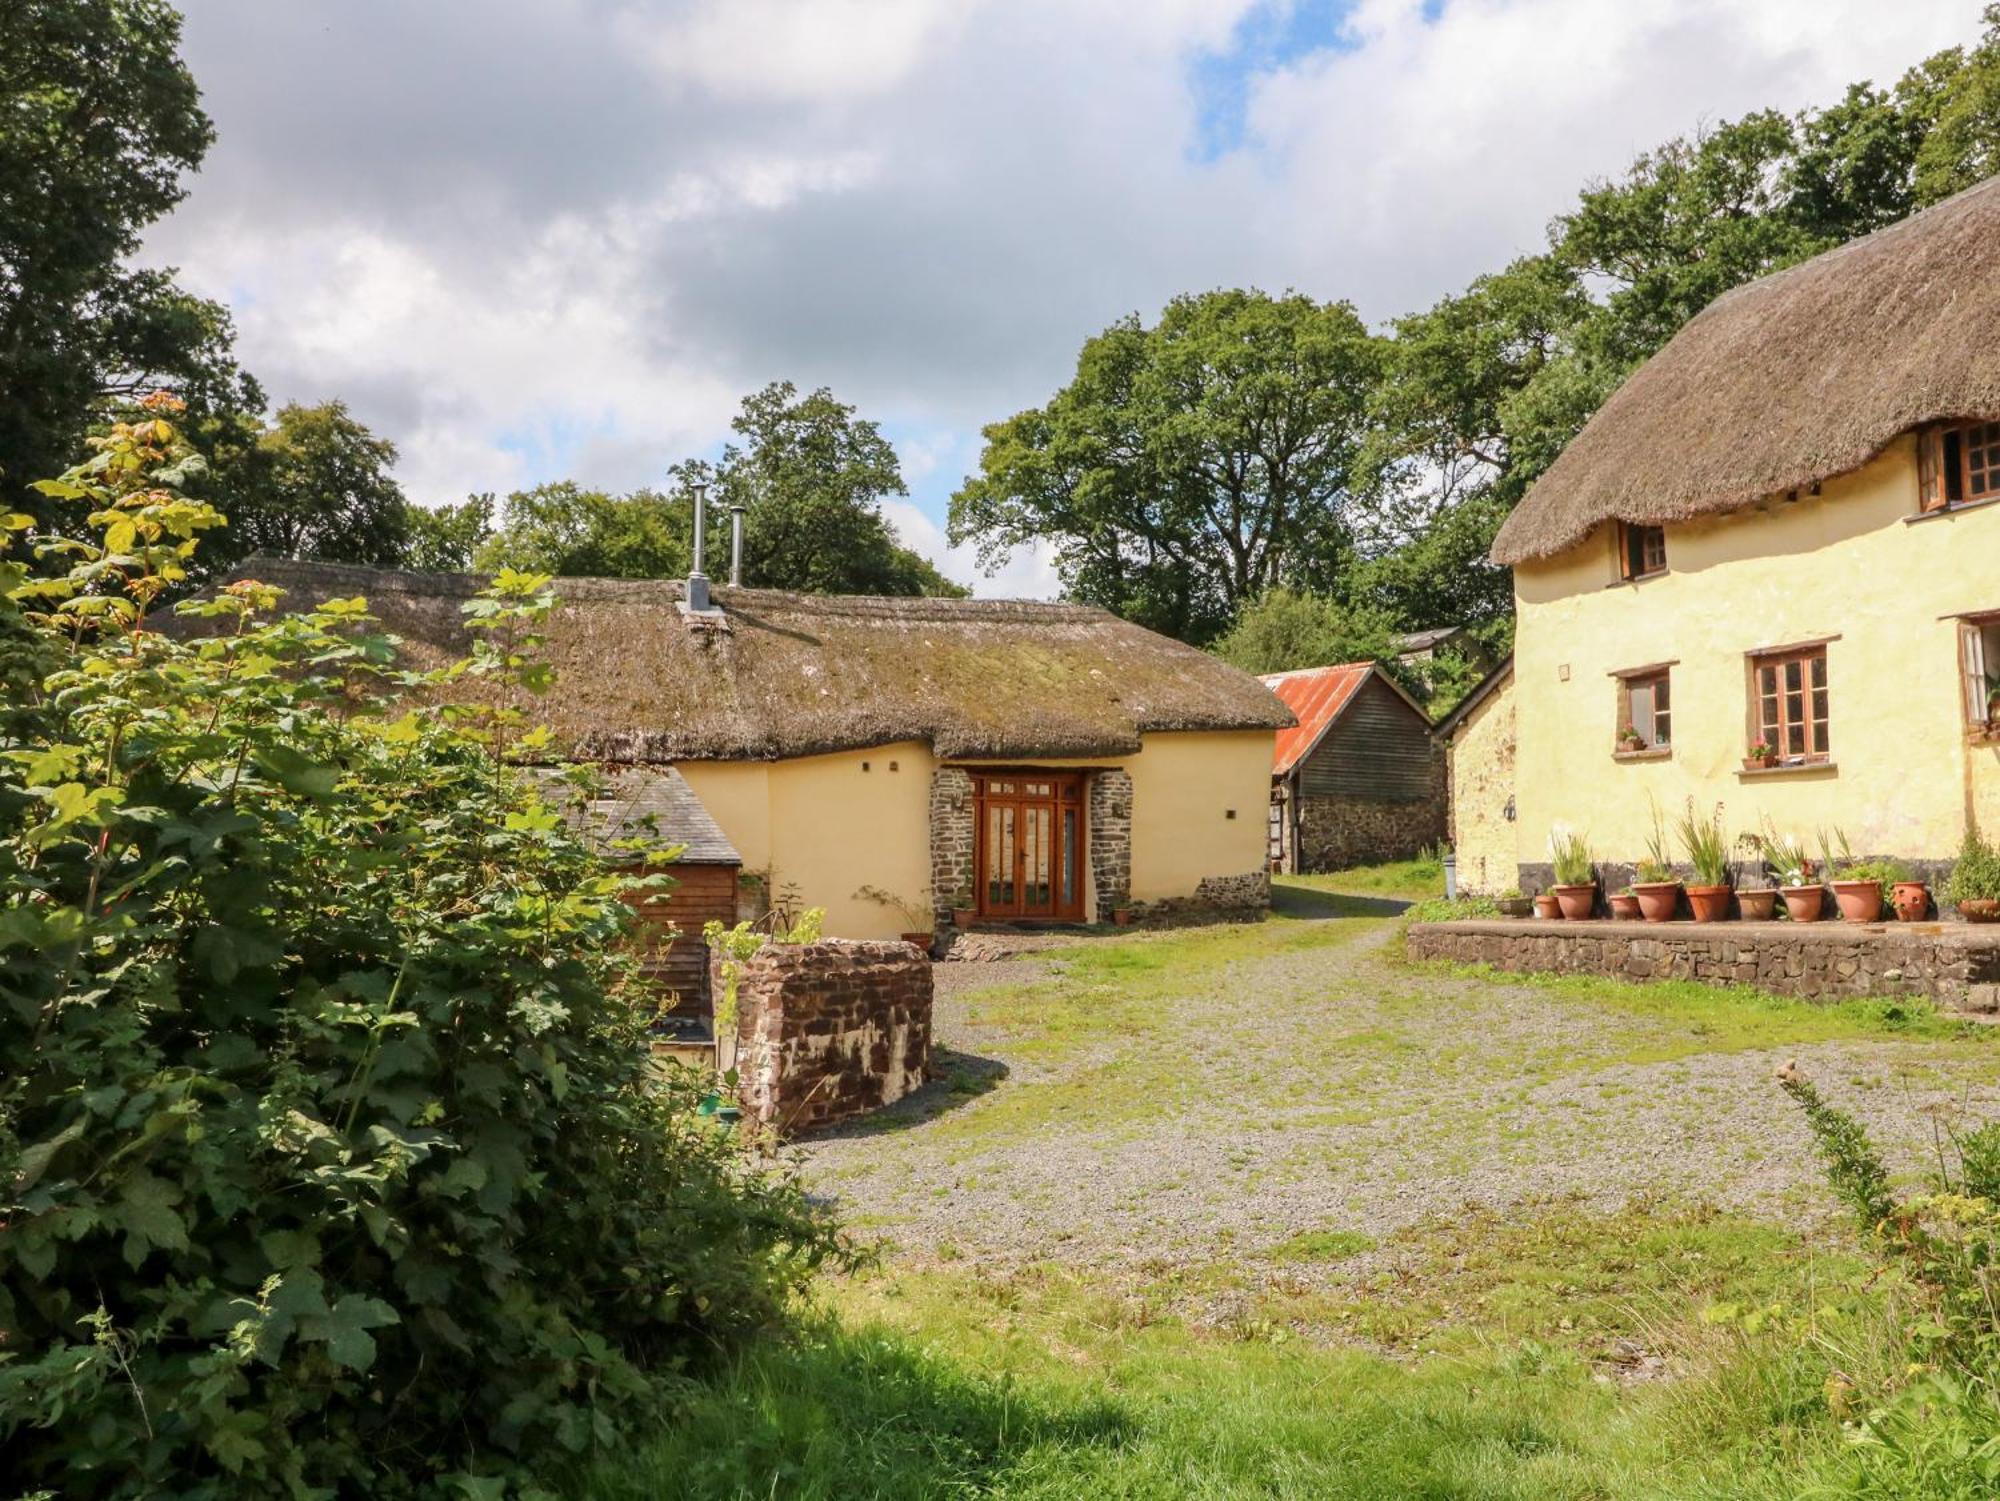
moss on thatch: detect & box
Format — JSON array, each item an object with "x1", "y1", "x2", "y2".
[
  {"x1": 1493, "y1": 173, "x2": 2000, "y2": 565},
  {"x1": 218, "y1": 558, "x2": 1291, "y2": 761}
]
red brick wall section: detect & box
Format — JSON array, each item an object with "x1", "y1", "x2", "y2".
[{"x1": 718, "y1": 939, "x2": 933, "y2": 1135}]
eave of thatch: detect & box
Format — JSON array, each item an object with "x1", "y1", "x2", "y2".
[
  {"x1": 1492, "y1": 172, "x2": 2000, "y2": 565},
  {"x1": 211, "y1": 558, "x2": 1292, "y2": 762}
]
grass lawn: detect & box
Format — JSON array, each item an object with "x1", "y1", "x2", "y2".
[{"x1": 580, "y1": 866, "x2": 1999, "y2": 1499}]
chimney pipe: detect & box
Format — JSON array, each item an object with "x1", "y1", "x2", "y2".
[
  {"x1": 687, "y1": 480, "x2": 712, "y2": 612},
  {"x1": 728, "y1": 504, "x2": 746, "y2": 587}
]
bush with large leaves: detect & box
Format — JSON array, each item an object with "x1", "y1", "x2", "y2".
[{"x1": 0, "y1": 398, "x2": 839, "y2": 1497}]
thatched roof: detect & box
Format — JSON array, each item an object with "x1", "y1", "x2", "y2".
[
  {"x1": 215, "y1": 558, "x2": 1291, "y2": 761},
  {"x1": 1493, "y1": 173, "x2": 2000, "y2": 564}
]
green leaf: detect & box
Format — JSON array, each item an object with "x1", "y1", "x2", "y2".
[
  {"x1": 252, "y1": 743, "x2": 341, "y2": 799},
  {"x1": 118, "y1": 1173, "x2": 188, "y2": 1267},
  {"x1": 302, "y1": 1294, "x2": 400, "y2": 1373}
]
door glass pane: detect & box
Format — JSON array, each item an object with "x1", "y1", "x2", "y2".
[{"x1": 1064, "y1": 809, "x2": 1079, "y2": 907}]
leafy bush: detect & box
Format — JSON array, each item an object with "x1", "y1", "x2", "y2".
[
  {"x1": 0, "y1": 400, "x2": 840, "y2": 1497},
  {"x1": 1945, "y1": 824, "x2": 2000, "y2": 906}
]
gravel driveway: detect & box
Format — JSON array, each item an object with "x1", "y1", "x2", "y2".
[{"x1": 792, "y1": 891, "x2": 2000, "y2": 1278}]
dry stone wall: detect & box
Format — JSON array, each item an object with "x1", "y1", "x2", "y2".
[
  {"x1": 1296, "y1": 792, "x2": 1447, "y2": 872},
  {"x1": 723, "y1": 939, "x2": 933, "y2": 1135},
  {"x1": 1407, "y1": 918, "x2": 2000, "y2": 1013}
]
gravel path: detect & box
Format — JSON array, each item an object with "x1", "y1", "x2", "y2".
[{"x1": 791, "y1": 903, "x2": 2000, "y2": 1277}]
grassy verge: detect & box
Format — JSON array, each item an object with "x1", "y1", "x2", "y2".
[{"x1": 579, "y1": 1202, "x2": 1902, "y2": 1500}]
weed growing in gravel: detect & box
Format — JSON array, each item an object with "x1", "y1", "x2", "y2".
[{"x1": 1268, "y1": 1229, "x2": 1378, "y2": 1263}]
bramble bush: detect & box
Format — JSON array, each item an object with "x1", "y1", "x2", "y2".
[{"x1": 0, "y1": 397, "x2": 841, "y2": 1497}]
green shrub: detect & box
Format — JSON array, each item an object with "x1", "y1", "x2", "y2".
[
  {"x1": 0, "y1": 400, "x2": 840, "y2": 1497},
  {"x1": 1945, "y1": 824, "x2": 2000, "y2": 906}
]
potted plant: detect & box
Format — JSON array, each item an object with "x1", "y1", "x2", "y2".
[
  {"x1": 1892, "y1": 877, "x2": 1931, "y2": 922},
  {"x1": 1532, "y1": 890, "x2": 1560, "y2": 919},
  {"x1": 1112, "y1": 905, "x2": 1135, "y2": 927},
  {"x1": 1631, "y1": 800, "x2": 1682, "y2": 922},
  {"x1": 1617, "y1": 725, "x2": 1647, "y2": 754},
  {"x1": 1549, "y1": 828, "x2": 1596, "y2": 919},
  {"x1": 1495, "y1": 887, "x2": 1533, "y2": 918},
  {"x1": 1752, "y1": 821, "x2": 1822, "y2": 923},
  {"x1": 1608, "y1": 887, "x2": 1641, "y2": 920},
  {"x1": 854, "y1": 883, "x2": 936, "y2": 950},
  {"x1": 1743, "y1": 738, "x2": 1778, "y2": 771},
  {"x1": 1676, "y1": 800, "x2": 1733, "y2": 922},
  {"x1": 1821, "y1": 832, "x2": 1904, "y2": 923},
  {"x1": 1945, "y1": 824, "x2": 2000, "y2": 922}
]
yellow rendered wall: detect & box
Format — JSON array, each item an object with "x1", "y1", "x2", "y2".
[
  {"x1": 1448, "y1": 675, "x2": 1516, "y2": 894},
  {"x1": 955, "y1": 730, "x2": 1275, "y2": 909},
  {"x1": 1513, "y1": 435, "x2": 2000, "y2": 868},
  {"x1": 677, "y1": 742, "x2": 936, "y2": 940}
]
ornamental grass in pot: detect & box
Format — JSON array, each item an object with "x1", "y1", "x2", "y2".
[
  {"x1": 1945, "y1": 824, "x2": 2000, "y2": 922},
  {"x1": 1753, "y1": 822, "x2": 1823, "y2": 923},
  {"x1": 1549, "y1": 829, "x2": 1597, "y2": 919},
  {"x1": 1676, "y1": 800, "x2": 1733, "y2": 922},
  {"x1": 1631, "y1": 801, "x2": 1682, "y2": 922}
]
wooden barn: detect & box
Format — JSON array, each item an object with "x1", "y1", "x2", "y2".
[{"x1": 1259, "y1": 663, "x2": 1447, "y2": 874}]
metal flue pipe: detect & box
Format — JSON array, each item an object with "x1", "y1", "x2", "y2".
[
  {"x1": 728, "y1": 504, "x2": 746, "y2": 586},
  {"x1": 687, "y1": 480, "x2": 712, "y2": 612}
]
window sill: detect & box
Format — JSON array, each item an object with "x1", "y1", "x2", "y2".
[
  {"x1": 1907, "y1": 494, "x2": 2000, "y2": 524},
  {"x1": 1612, "y1": 747, "x2": 1672, "y2": 762},
  {"x1": 1605, "y1": 571, "x2": 1667, "y2": 588},
  {"x1": 1736, "y1": 759, "x2": 1838, "y2": 780}
]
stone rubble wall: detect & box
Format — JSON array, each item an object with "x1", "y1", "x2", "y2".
[
  {"x1": 1406, "y1": 918, "x2": 2000, "y2": 1013},
  {"x1": 929, "y1": 767, "x2": 974, "y2": 941},
  {"x1": 1088, "y1": 769, "x2": 1133, "y2": 917},
  {"x1": 722, "y1": 939, "x2": 933, "y2": 1135},
  {"x1": 1131, "y1": 870, "x2": 1271, "y2": 926},
  {"x1": 1296, "y1": 792, "x2": 1447, "y2": 873}
]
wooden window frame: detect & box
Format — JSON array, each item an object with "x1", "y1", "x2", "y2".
[
  {"x1": 1918, "y1": 421, "x2": 2000, "y2": 513},
  {"x1": 1959, "y1": 611, "x2": 2000, "y2": 733},
  {"x1": 1614, "y1": 666, "x2": 1672, "y2": 754},
  {"x1": 1747, "y1": 645, "x2": 1831, "y2": 764},
  {"x1": 1617, "y1": 522, "x2": 1668, "y2": 581}
]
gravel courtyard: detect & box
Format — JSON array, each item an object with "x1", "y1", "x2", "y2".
[{"x1": 794, "y1": 884, "x2": 2000, "y2": 1277}]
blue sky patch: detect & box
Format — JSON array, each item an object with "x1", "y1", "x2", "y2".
[{"x1": 1190, "y1": 0, "x2": 1364, "y2": 160}]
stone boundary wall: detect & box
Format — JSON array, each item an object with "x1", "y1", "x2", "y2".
[
  {"x1": 1132, "y1": 870, "x2": 1271, "y2": 926},
  {"x1": 1297, "y1": 792, "x2": 1447, "y2": 873},
  {"x1": 722, "y1": 939, "x2": 933, "y2": 1134},
  {"x1": 1407, "y1": 918, "x2": 2000, "y2": 1013}
]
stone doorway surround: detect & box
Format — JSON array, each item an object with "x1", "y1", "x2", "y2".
[{"x1": 929, "y1": 765, "x2": 1133, "y2": 938}]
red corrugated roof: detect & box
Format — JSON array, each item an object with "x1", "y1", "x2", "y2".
[{"x1": 1259, "y1": 663, "x2": 1374, "y2": 775}]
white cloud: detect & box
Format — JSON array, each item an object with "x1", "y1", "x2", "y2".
[{"x1": 156, "y1": 0, "x2": 1979, "y2": 597}]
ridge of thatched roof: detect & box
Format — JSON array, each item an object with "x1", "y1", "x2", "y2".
[
  {"x1": 1492, "y1": 173, "x2": 2000, "y2": 565},
  {"x1": 217, "y1": 557, "x2": 1291, "y2": 761}
]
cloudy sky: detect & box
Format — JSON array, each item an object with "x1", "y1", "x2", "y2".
[{"x1": 151, "y1": 0, "x2": 1975, "y2": 594}]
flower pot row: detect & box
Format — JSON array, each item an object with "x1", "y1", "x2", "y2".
[{"x1": 1525, "y1": 879, "x2": 1940, "y2": 924}]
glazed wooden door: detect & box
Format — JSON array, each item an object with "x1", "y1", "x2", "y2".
[{"x1": 973, "y1": 773, "x2": 1086, "y2": 921}]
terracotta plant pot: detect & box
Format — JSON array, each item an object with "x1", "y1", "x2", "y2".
[
  {"x1": 1781, "y1": 885, "x2": 1825, "y2": 923},
  {"x1": 1892, "y1": 882, "x2": 1930, "y2": 922},
  {"x1": 1631, "y1": 881, "x2": 1681, "y2": 923},
  {"x1": 1533, "y1": 892, "x2": 1561, "y2": 919},
  {"x1": 1959, "y1": 898, "x2": 2000, "y2": 924},
  {"x1": 952, "y1": 908, "x2": 977, "y2": 928},
  {"x1": 1112, "y1": 907, "x2": 1135, "y2": 927},
  {"x1": 1686, "y1": 884, "x2": 1732, "y2": 923},
  {"x1": 1552, "y1": 883, "x2": 1596, "y2": 920},
  {"x1": 1736, "y1": 889, "x2": 1778, "y2": 921},
  {"x1": 1608, "y1": 892, "x2": 1641, "y2": 920},
  {"x1": 1496, "y1": 896, "x2": 1534, "y2": 918},
  {"x1": 901, "y1": 931, "x2": 934, "y2": 952},
  {"x1": 1830, "y1": 881, "x2": 1885, "y2": 923}
]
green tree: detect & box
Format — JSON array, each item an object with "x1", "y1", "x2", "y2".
[
  {"x1": 0, "y1": 0, "x2": 259, "y2": 513},
  {"x1": 402, "y1": 492, "x2": 495, "y2": 572},
  {"x1": 686, "y1": 381, "x2": 963, "y2": 597},
  {"x1": 952, "y1": 290, "x2": 1381, "y2": 643},
  {"x1": 476, "y1": 481, "x2": 689, "y2": 579},
  {"x1": 204, "y1": 400, "x2": 411, "y2": 571},
  {"x1": 1209, "y1": 587, "x2": 1402, "y2": 676}
]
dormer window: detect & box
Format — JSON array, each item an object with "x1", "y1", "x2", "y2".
[
  {"x1": 1618, "y1": 522, "x2": 1666, "y2": 581},
  {"x1": 1918, "y1": 421, "x2": 2000, "y2": 512}
]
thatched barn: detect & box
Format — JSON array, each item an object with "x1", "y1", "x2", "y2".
[
  {"x1": 1484, "y1": 171, "x2": 2000, "y2": 895},
  {"x1": 225, "y1": 558, "x2": 1291, "y2": 939},
  {"x1": 1259, "y1": 663, "x2": 1444, "y2": 873}
]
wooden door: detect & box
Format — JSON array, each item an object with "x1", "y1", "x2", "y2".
[{"x1": 973, "y1": 773, "x2": 1086, "y2": 921}]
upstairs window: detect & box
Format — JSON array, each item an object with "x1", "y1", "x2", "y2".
[
  {"x1": 1751, "y1": 646, "x2": 1830, "y2": 763},
  {"x1": 1961, "y1": 613, "x2": 2000, "y2": 730},
  {"x1": 1918, "y1": 421, "x2": 2000, "y2": 512},
  {"x1": 1618, "y1": 522, "x2": 1667, "y2": 580},
  {"x1": 1616, "y1": 668, "x2": 1671, "y2": 753}
]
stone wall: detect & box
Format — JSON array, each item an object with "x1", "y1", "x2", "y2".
[
  {"x1": 1089, "y1": 768, "x2": 1133, "y2": 917},
  {"x1": 1446, "y1": 673, "x2": 1515, "y2": 895},
  {"x1": 723, "y1": 939, "x2": 933, "y2": 1135},
  {"x1": 1407, "y1": 918, "x2": 2000, "y2": 1013},
  {"x1": 929, "y1": 767, "x2": 974, "y2": 940},
  {"x1": 1296, "y1": 791, "x2": 1447, "y2": 873},
  {"x1": 1131, "y1": 870, "x2": 1271, "y2": 926}
]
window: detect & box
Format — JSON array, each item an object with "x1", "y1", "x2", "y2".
[
  {"x1": 1751, "y1": 647, "x2": 1830, "y2": 762},
  {"x1": 1918, "y1": 421, "x2": 2000, "y2": 512},
  {"x1": 1619, "y1": 522, "x2": 1667, "y2": 580},
  {"x1": 1617, "y1": 669, "x2": 1671, "y2": 752},
  {"x1": 1961, "y1": 613, "x2": 2000, "y2": 729}
]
